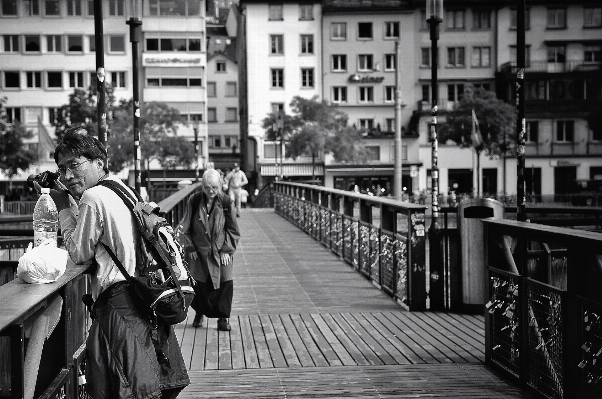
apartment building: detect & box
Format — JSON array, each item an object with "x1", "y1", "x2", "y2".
[
  {"x1": 0, "y1": 0, "x2": 208, "y2": 192},
  {"x1": 239, "y1": 0, "x2": 323, "y2": 187}
]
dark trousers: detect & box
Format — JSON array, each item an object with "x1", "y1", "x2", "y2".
[{"x1": 191, "y1": 280, "x2": 233, "y2": 318}]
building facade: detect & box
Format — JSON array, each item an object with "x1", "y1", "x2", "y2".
[{"x1": 0, "y1": 0, "x2": 208, "y2": 194}]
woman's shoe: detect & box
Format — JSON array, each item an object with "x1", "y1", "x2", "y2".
[
  {"x1": 192, "y1": 314, "x2": 204, "y2": 328},
  {"x1": 217, "y1": 318, "x2": 231, "y2": 331}
]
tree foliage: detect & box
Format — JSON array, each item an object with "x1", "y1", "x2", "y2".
[
  {"x1": 53, "y1": 87, "x2": 193, "y2": 173},
  {"x1": 0, "y1": 97, "x2": 36, "y2": 177},
  {"x1": 439, "y1": 85, "x2": 516, "y2": 158},
  {"x1": 261, "y1": 96, "x2": 366, "y2": 165}
]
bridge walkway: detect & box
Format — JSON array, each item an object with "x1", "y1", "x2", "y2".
[{"x1": 175, "y1": 209, "x2": 533, "y2": 398}]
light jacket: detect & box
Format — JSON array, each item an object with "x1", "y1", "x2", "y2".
[{"x1": 177, "y1": 190, "x2": 240, "y2": 289}]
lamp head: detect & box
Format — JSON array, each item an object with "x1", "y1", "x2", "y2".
[{"x1": 426, "y1": 0, "x2": 443, "y2": 20}]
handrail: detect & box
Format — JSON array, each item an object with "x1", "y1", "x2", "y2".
[
  {"x1": 157, "y1": 182, "x2": 202, "y2": 227},
  {"x1": 483, "y1": 218, "x2": 602, "y2": 398},
  {"x1": 273, "y1": 181, "x2": 428, "y2": 310}
]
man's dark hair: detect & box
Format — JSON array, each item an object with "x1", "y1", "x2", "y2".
[{"x1": 54, "y1": 127, "x2": 109, "y2": 173}]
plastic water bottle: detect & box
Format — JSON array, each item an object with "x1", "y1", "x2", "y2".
[{"x1": 33, "y1": 188, "x2": 59, "y2": 247}]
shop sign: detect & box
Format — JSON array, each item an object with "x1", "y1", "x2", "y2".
[
  {"x1": 143, "y1": 53, "x2": 202, "y2": 67},
  {"x1": 348, "y1": 74, "x2": 385, "y2": 83}
]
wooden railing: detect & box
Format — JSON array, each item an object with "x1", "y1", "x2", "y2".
[
  {"x1": 484, "y1": 219, "x2": 602, "y2": 398},
  {"x1": 273, "y1": 182, "x2": 428, "y2": 311},
  {"x1": 0, "y1": 184, "x2": 199, "y2": 399}
]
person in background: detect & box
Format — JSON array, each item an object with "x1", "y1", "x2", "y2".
[
  {"x1": 177, "y1": 169, "x2": 240, "y2": 331},
  {"x1": 224, "y1": 163, "x2": 248, "y2": 217},
  {"x1": 240, "y1": 188, "x2": 249, "y2": 208},
  {"x1": 38, "y1": 128, "x2": 189, "y2": 399}
]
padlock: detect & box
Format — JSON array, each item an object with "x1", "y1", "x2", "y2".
[
  {"x1": 578, "y1": 360, "x2": 588, "y2": 369},
  {"x1": 78, "y1": 374, "x2": 87, "y2": 385},
  {"x1": 583, "y1": 342, "x2": 592, "y2": 353}
]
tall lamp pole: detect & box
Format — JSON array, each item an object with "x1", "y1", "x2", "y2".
[
  {"x1": 516, "y1": 0, "x2": 527, "y2": 221},
  {"x1": 93, "y1": 0, "x2": 107, "y2": 148},
  {"x1": 193, "y1": 117, "x2": 200, "y2": 182},
  {"x1": 427, "y1": 0, "x2": 444, "y2": 311},
  {"x1": 394, "y1": 41, "x2": 403, "y2": 200},
  {"x1": 127, "y1": 1, "x2": 142, "y2": 194}
]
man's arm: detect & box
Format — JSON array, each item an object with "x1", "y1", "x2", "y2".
[
  {"x1": 60, "y1": 201, "x2": 103, "y2": 265},
  {"x1": 241, "y1": 171, "x2": 248, "y2": 187}
]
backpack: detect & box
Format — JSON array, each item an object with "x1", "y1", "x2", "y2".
[{"x1": 97, "y1": 180, "x2": 195, "y2": 325}]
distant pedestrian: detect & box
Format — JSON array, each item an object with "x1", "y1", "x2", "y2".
[
  {"x1": 224, "y1": 163, "x2": 248, "y2": 217},
  {"x1": 240, "y1": 188, "x2": 248, "y2": 208}
]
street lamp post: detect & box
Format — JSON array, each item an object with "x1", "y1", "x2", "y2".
[
  {"x1": 93, "y1": 0, "x2": 107, "y2": 148},
  {"x1": 193, "y1": 117, "x2": 200, "y2": 182},
  {"x1": 127, "y1": 0, "x2": 142, "y2": 194},
  {"x1": 427, "y1": 0, "x2": 444, "y2": 311}
]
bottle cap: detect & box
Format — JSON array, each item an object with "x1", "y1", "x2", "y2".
[{"x1": 41, "y1": 188, "x2": 50, "y2": 194}]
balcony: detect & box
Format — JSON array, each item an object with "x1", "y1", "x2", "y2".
[{"x1": 498, "y1": 60, "x2": 601, "y2": 75}]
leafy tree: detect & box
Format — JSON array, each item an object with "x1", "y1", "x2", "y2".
[
  {"x1": 260, "y1": 96, "x2": 366, "y2": 177},
  {"x1": 439, "y1": 85, "x2": 516, "y2": 158},
  {"x1": 0, "y1": 97, "x2": 36, "y2": 177}
]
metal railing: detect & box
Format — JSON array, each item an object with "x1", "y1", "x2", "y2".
[
  {"x1": 484, "y1": 219, "x2": 602, "y2": 398},
  {"x1": 0, "y1": 185, "x2": 196, "y2": 398},
  {"x1": 273, "y1": 182, "x2": 428, "y2": 311}
]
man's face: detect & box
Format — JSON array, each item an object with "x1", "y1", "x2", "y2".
[
  {"x1": 57, "y1": 153, "x2": 104, "y2": 198},
  {"x1": 202, "y1": 178, "x2": 221, "y2": 202}
]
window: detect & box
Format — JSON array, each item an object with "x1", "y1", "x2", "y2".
[
  {"x1": 69, "y1": 71, "x2": 84, "y2": 88},
  {"x1": 525, "y1": 80, "x2": 546, "y2": 100},
  {"x1": 188, "y1": 38, "x2": 201, "y2": 51},
  {"x1": 226, "y1": 82, "x2": 237, "y2": 97},
  {"x1": 86, "y1": 0, "x2": 94, "y2": 15},
  {"x1": 421, "y1": 48, "x2": 431, "y2": 67},
  {"x1": 24, "y1": 0, "x2": 39, "y2": 15},
  {"x1": 510, "y1": 8, "x2": 531, "y2": 30},
  {"x1": 111, "y1": 71, "x2": 125, "y2": 88},
  {"x1": 547, "y1": 8, "x2": 566, "y2": 29},
  {"x1": 210, "y1": 136, "x2": 222, "y2": 148},
  {"x1": 271, "y1": 68, "x2": 284, "y2": 88},
  {"x1": 5, "y1": 107, "x2": 21, "y2": 123},
  {"x1": 299, "y1": 4, "x2": 312, "y2": 20},
  {"x1": 44, "y1": 0, "x2": 60, "y2": 15},
  {"x1": 48, "y1": 107, "x2": 59, "y2": 123},
  {"x1": 271, "y1": 103, "x2": 284, "y2": 114},
  {"x1": 301, "y1": 68, "x2": 314, "y2": 88},
  {"x1": 510, "y1": 45, "x2": 531, "y2": 66},
  {"x1": 472, "y1": 10, "x2": 490, "y2": 29},
  {"x1": 226, "y1": 108, "x2": 237, "y2": 122},
  {"x1": 67, "y1": 35, "x2": 83, "y2": 52},
  {"x1": 146, "y1": 38, "x2": 158, "y2": 51},
  {"x1": 148, "y1": 0, "x2": 199, "y2": 16},
  {"x1": 447, "y1": 47, "x2": 465, "y2": 67},
  {"x1": 216, "y1": 61, "x2": 226, "y2": 72},
  {"x1": 207, "y1": 108, "x2": 217, "y2": 122},
  {"x1": 547, "y1": 46, "x2": 565, "y2": 63},
  {"x1": 447, "y1": 84, "x2": 464, "y2": 102},
  {"x1": 526, "y1": 121, "x2": 539, "y2": 143},
  {"x1": 359, "y1": 86, "x2": 374, "y2": 103},
  {"x1": 385, "y1": 54, "x2": 396, "y2": 71},
  {"x1": 332, "y1": 86, "x2": 347, "y2": 103},
  {"x1": 472, "y1": 46, "x2": 490, "y2": 67},
  {"x1": 47, "y1": 71, "x2": 62, "y2": 88},
  {"x1": 446, "y1": 10, "x2": 465, "y2": 29},
  {"x1": 300, "y1": 35, "x2": 313, "y2": 54},
  {"x1": 556, "y1": 120, "x2": 574, "y2": 142},
  {"x1": 89, "y1": 71, "x2": 96, "y2": 86},
  {"x1": 584, "y1": 46, "x2": 602, "y2": 63},
  {"x1": 67, "y1": 0, "x2": 81, "y2": 15},
  {"x1": 385, "y1": 118, "x2": 395, "y2": 133},
  {"x1": 584, "y1": 7, "x2": 602, "y2": 27},
  {"x1": 332, "y1": 55, "x2": 346, "y2": 72},
  {"x1": 358, "y1": 54, "x2": 373, "y2": 71},
  {"x1": 3, "y1": 35, "x2": 19, "y2": 52},
  {"x1": 109, "y1": 35, "x2": 125, "y2": 52},
  {"x1": 47, "y1": 35, "x2": 62, "y2": 52},
  {"x1": 1, "y1": 0, "x2": 18, "y2": 15},
  {"x1": 268, "y1": 4, "x2": 282, "y2": 20},
  {"x1": 331, "y1": 22, "x2": 346, "y2": 40},
  {"x1": 358, "y1": 22, "x2": 373, "y2": 39},
  {"x1": 24, "y1": 35, "x2": 41, "y2": 52},
  {"x1": 108, "y1": 0, "x2": 123, "y2": 16},
  {"x1": 88, "y1": 35, "x2": 95, "y2": 52},
  {"x1": 26, "y1": 71, "x2": 42, "y2": 88},
  {"x1": 385, "y1": 22, "x2": 399, "y2": 39},
  {"x1": 161, "y1": 38, "x2": 186, "y2": 51},
  {"x1": 422, "y1": 84, "x2": 430, "y2": 103},
  {"x1": 270, "y1": 34, "x2": 283, "y2": 54},
  {"x1": 385, "y1": 86, "x2": 395, "y2": 102},
  {"x1": 207, "y1": 81, "x2": 216, "y2": 97},
  {"x1": 364, "y1": 145, "x2": 380, "y2": 161},
  {"x1": 359, "y1": 119, "x2": 374, "y2": 131},
  {"x1": 3, "y1": 71, "x2": 20, "y2": 88}
]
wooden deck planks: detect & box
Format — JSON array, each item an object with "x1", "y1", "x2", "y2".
[{"x1": 173, "y1": 210, "x2": 532, "y2": 398}]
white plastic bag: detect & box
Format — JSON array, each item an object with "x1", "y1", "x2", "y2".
[{"x1": 17, "y1": 241, "x2": 68, "y2": 284}]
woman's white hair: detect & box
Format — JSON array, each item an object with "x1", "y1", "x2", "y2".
[{"x1": 202, "y1": 168, "x2": 222, "y2": 186}]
